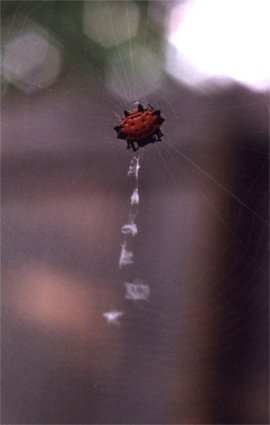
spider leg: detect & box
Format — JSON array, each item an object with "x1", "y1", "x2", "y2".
[
  {"x1": 147, "y1": 103, "x2": 155, "y2": 110},
  {"x1": 156, "y1": 129, "x2": 163, "y2": 141},
  {"x1": 127, "y1": 140, "x2": 138, "y2": 151},
  {"x1": 129, "y1": 141, "x2": 139, "y2": 152}
]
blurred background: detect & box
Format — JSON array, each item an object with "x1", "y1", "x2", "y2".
[{"x1": 1, "y1": 1, "x2": 269, "y2": 424}]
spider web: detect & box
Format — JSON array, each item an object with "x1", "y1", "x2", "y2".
[{"x1": 1, "y1": 1, "x2": 269, "y2": 424}]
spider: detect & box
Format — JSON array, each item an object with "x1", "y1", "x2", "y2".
[{"x1": 114, "y1": 103, "x2": 165, "y2": 151}]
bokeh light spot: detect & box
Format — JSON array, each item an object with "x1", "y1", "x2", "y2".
[
  {"x1": 2, "y1": 17, "x2": 61, "y2": 94},
  {"x1": 83, "y1": 1, "x2": 139, "y2": 49},
  {"x1": 106, "y1": 43, "x2": 163, "y2": 102}
]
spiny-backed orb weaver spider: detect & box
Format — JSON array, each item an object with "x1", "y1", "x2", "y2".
[{"x1": 114, "y1": 103, "x2": 165, "y2": 151}]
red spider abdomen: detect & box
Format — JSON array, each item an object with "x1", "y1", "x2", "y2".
[{"x1": 114, "y1": 106, "x2": 164, "y2": 142}]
